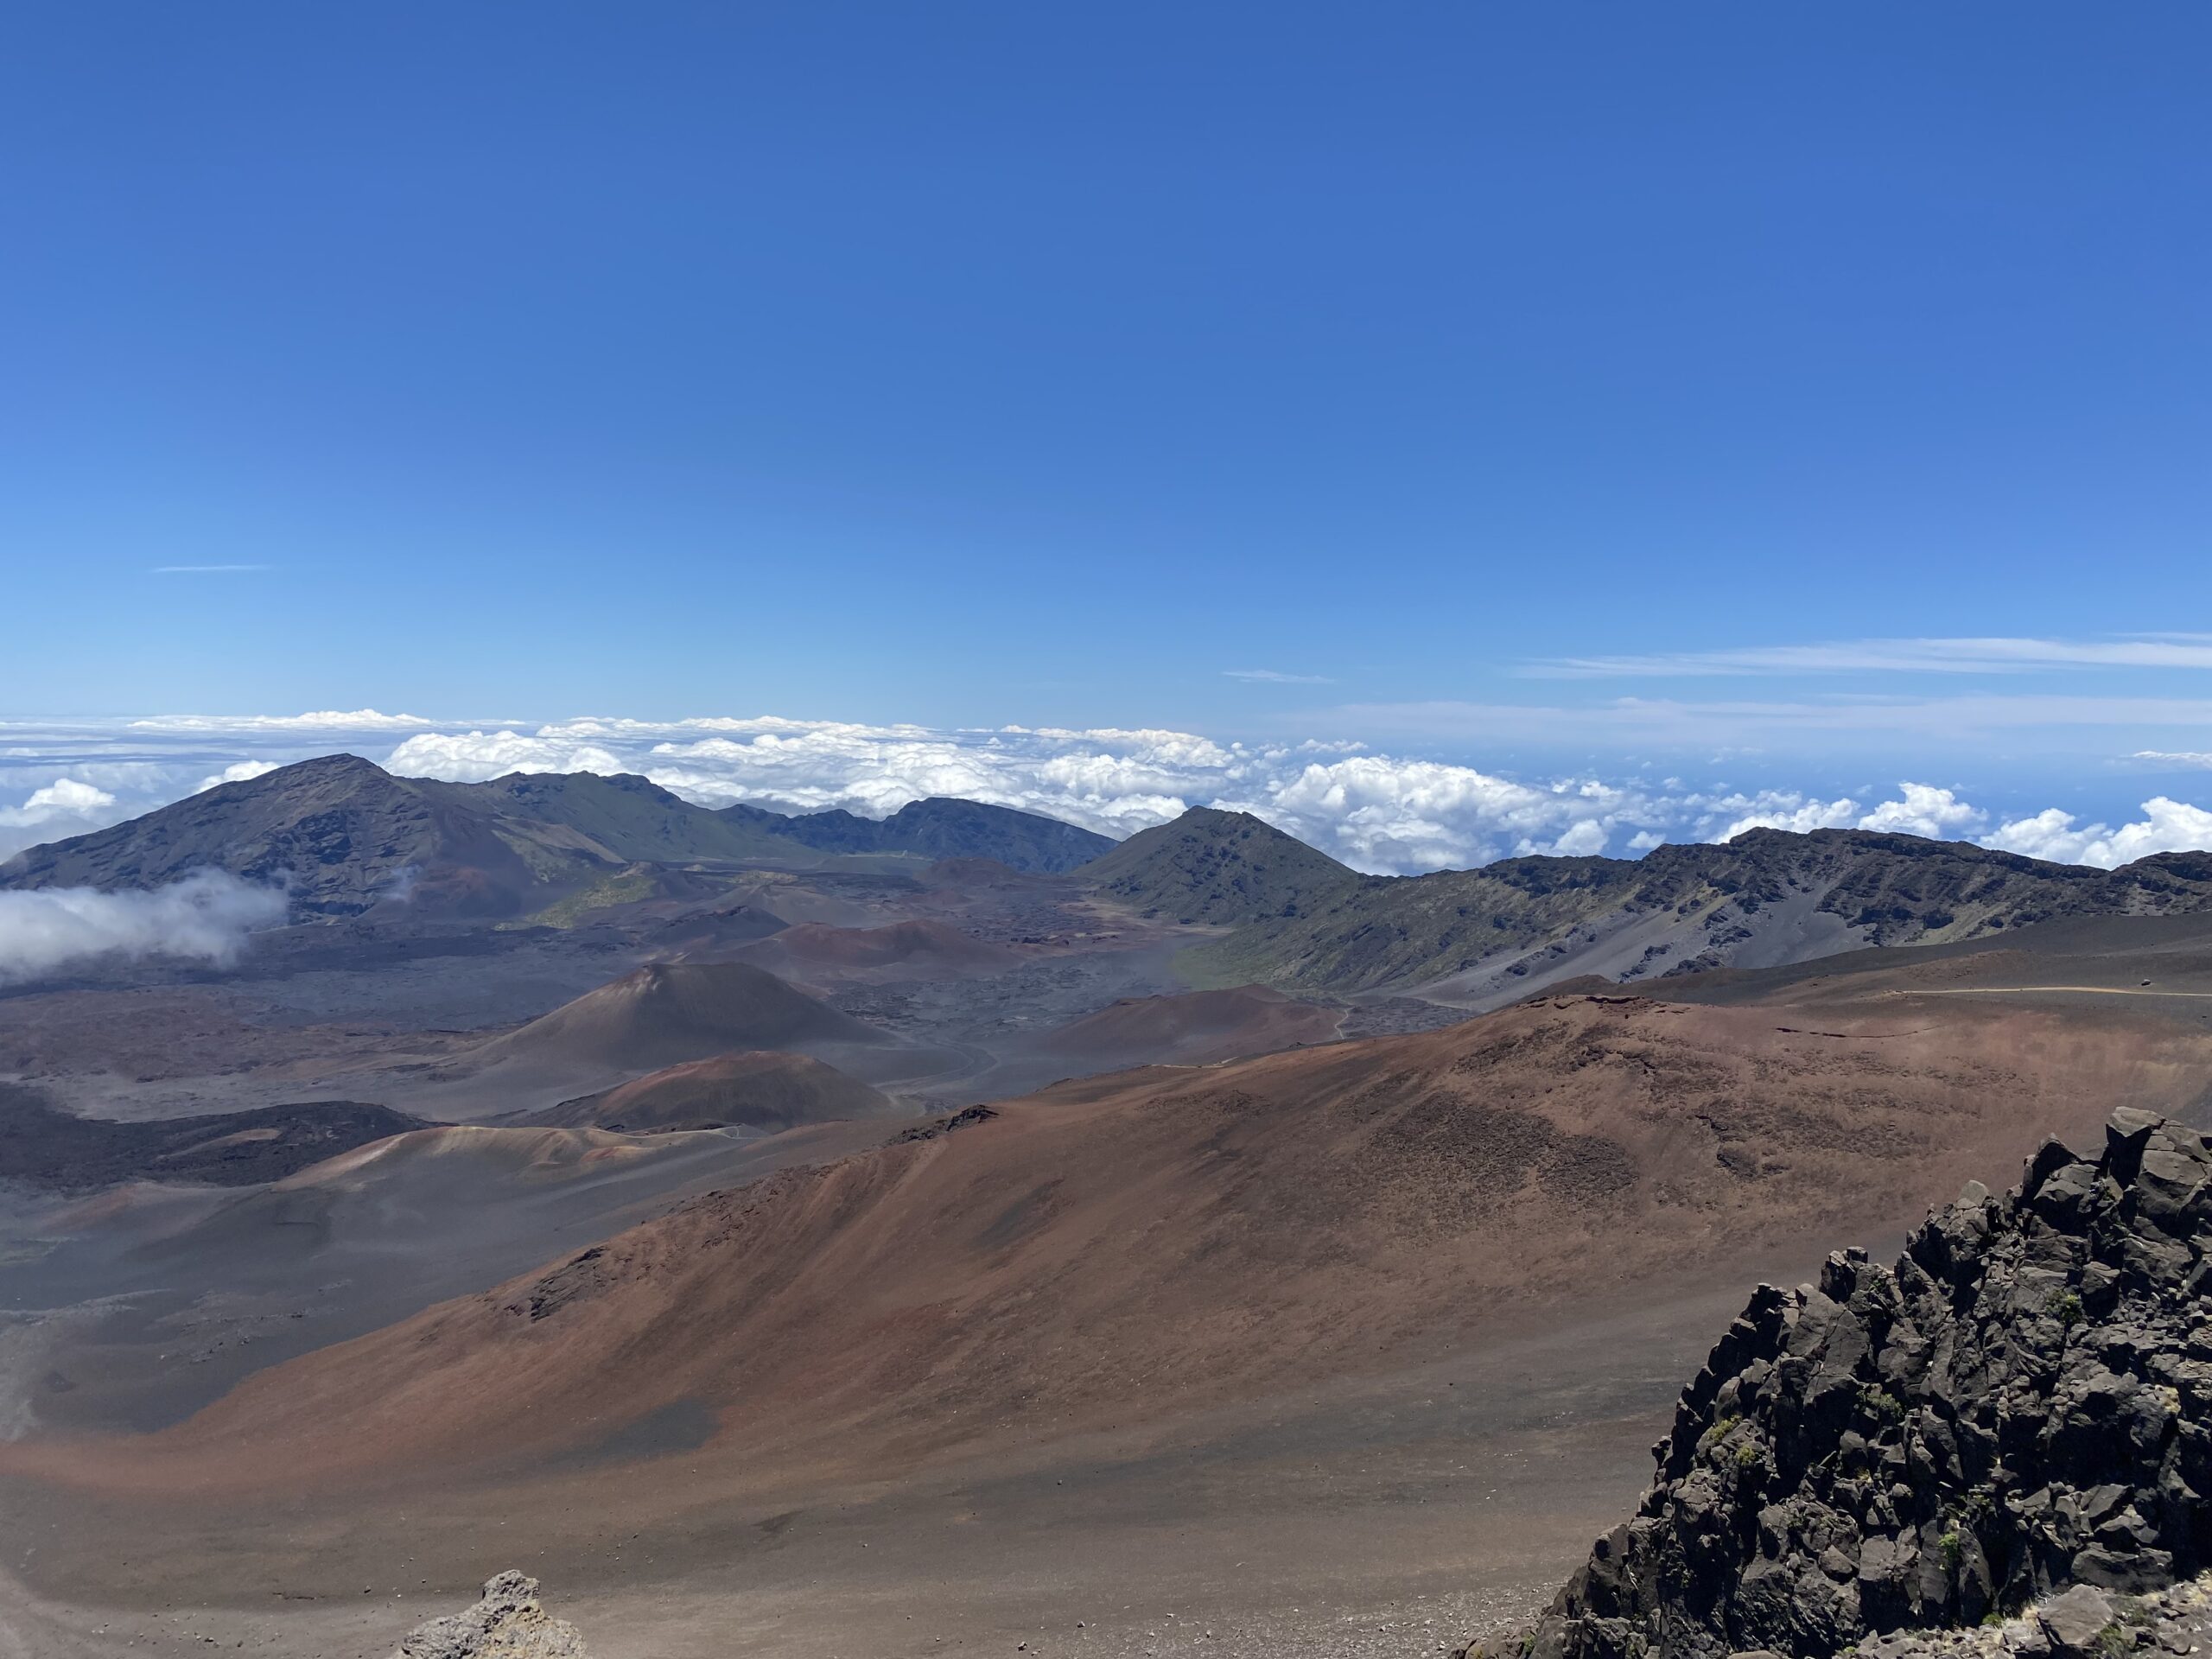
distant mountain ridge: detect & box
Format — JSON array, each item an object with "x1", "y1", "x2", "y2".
[
  {"x1": 719, "y1": 796, "x2": 1115, "y2": 873},
  {"x1": 11, "y1": 759, "x2": 2209, "y2": 1001},
  {"x1": 0, "y1": 756, "x2": 1119, "y2": 918},
  {"x1": 1080, "y1": 806, "x2": 2212, "y2": 997}
]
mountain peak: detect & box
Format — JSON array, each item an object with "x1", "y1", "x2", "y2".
[{"x1": 1078, "y1": 805, "x2": 1357, "y2": 924}]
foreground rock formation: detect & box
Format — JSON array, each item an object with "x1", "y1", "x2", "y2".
[
  {"x1": 395, "y1": 1572, "x2": 589, "y2": 1657},
  {"x1": 1853, "y1": 1572, "x2": 2212, "y2": 1659},
  {"x1": 1523, "y1": 1107, "x2": 2212, "y2": 1659}
]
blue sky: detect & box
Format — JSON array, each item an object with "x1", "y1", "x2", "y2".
[{"x1": 3, "y1": 4, "x2": 2210, "y2": 861}]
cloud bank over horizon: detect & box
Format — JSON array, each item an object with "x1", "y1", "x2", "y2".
[
  {"x1": 379, "y1": 722, "x2": 2212, "y2": 873},
  {"x1": 0, "y1": 871, "x2": 288, "y2": 985},
  {"x1": 3, "y1": 711, "x2": 2210, "y2": 878}
]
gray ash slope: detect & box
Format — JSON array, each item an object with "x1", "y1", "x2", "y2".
[
  {"x1": 1145, "y1": 811, "x2": 2212, "y2": 996},
  {"x1": 0, "y1": 1084, "x2": 423, "y2": 1192},
  {"x1": 1516, "y1": 1108, "x2": 2212, "y2": 1659}
]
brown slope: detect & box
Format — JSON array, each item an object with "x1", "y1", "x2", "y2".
[
  {"x1": 528, "y1": 1051, "x2": 899, "y2": 1134},
  {"x1": 729, "y1": 918, "x2": 1022, "y2": 986},
  {"x1": 472, "y1": 962, "x2": 887, "y2": 1073},
  {"x1": 29, "y1": 982, "x2": 2212, "y2": 1498},
  {"x1": 0, "y1": 1117, "x2": 899, "y2": 1446},
  {"x1": 1036, "y1": 984, "x2": 1344, "y2": 1067}
]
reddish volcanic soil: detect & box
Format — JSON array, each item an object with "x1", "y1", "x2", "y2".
[
  {"x1": 4, "y1": 971, "x2": 2212, "y2": 1656},
  {"x1": 1036, "y1": 983, "x2": 1344, "y2": 1068},
  {"x1": 21, "y1": 988, "x2": 2210, "y2": 1500},
  {"x1": 529, "y1": 1050, "x2": 901, "y2": 1134},
  {"x1": 473, "y1": 961, "x2": 887, "y2": 1071}
]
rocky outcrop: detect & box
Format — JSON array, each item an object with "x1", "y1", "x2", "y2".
[
  {"x1": 1525, "y1": 1108, "x2": 2212, "y2": 1659},
  {"x1": 395, "y1": 1572, "x2": 589, "y2": 1657},
  {"x1": 1851, "y1": 1572, "x2": 2212, "y2": 1659}
]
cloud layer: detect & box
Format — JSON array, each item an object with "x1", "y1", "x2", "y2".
[
  {"x1": 380, "y1": 718, "x2": 2212, "y2": 875},
  {"x1": 0, "y1": 872, "x2": 288, "y2": 986},
  {"x1": 3, "y1": 711, "x2": 2209, "y2": 880}
]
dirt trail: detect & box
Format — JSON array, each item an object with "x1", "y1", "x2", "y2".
[{"x1": 1897, "y1": 986, "x2": 2212, "y2": 999}]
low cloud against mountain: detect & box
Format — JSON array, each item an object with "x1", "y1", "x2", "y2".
[{"x1": 0, "y1": 870, "x2": 287, "y2": 985}]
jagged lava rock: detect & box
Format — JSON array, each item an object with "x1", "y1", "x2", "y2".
[
  {"x1": 1526, "y1": 1108, "x2": 2212, "y2": 1659},
  {"x1": 395, "y1": 1571, "x2": 589, "y2": 1658}
]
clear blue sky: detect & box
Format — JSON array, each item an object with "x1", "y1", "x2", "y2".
[{"x1": 3, "y1": 3, "x2": 2209, "y2": 773}]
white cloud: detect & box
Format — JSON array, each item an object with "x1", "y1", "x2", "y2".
[
  {"x1": 10, "y1": 779, "x2": 116, "y2": 817},
  {"x1": 384, "y1": 729, "x2": 626, "y2": 781},
  {"x1": 1855, "y1": 782, "x2": 1986, "y2": 840},
  {"x1": 0, "y1": 777, "x2": 127, "y2": 861},
  {"x1": 1254, "y1": 755, "x2": 1648, "y2": 870},
  {"x1": 1548, "y1": 819, "x2": 1611, "y2": 858},
  {"x1": 2136, "y1": 751, "x2": 2212, "y2": 770},
  {"x1": 1525, "y1": 634, "x2": 2212, "y2": 678},
  {"x1": 1711, "y1": 780, "x2": 2077, "y2": 852},
  {"x1": 0, "y1": 871, "x2": 287, "y2": 985},
  {"x1": 1983, "y1": 798, "x2": 2212, "y2": 869},
  {"x1": 194, "y1": 760, "x2": 281, "y2": 794},
  {"x1": 1224, "y1": 669, "x2": 1334, "y2": 684},
  {"x1": 1709, "y1": 792, "x2": 1859, "y2": 842}
]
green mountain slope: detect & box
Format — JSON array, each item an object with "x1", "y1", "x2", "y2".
[
  {"x1": 1075, "y1": 806, "x2": 1360, "y2": 924},
  {"x1": 718, "y1": 796, "x2": 1115, "y2": 873},
  {"x1": 435, "y1": 771, "x2": 812, "y2": 865}
]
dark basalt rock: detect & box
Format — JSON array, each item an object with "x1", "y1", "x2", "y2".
[{"x1": 1525, "y1": 1107, "x2": 2212, "y2": 1659}]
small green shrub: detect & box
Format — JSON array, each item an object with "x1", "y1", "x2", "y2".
[
  {"x1": 2050, "y1": 1291, "x2": 2084, "y2": 1328},
  {"x1": 1858, "y1": 1383, "x2": 1905, "y2": 1424},
  {"x1": 1697, "y1": 1413, "x2": 1742, "y2": 1452}
]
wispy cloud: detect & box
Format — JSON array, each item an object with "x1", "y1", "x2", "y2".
[
  {"x1": 130, "y1": 710, "x2": 442, "y2": 733},
  {"x1": 0, "y1": 872, "x2": 286, "y2": 985},
  {"x1": 1317, "y1": 693, "x2": 2212, "y2": 747},
  {"x1": 2137, "y1": 750, "x2": 2212, "y2": 770},
  {"x1": 1224, "y1": 669, "x2": 1334, "y2": 684},
  {"x1": 1520, "y1": 635, "x2": 2212, "y2": 679},
  {"x1": 151, "y1": 563, "x2": 271, "y2": 575}
]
